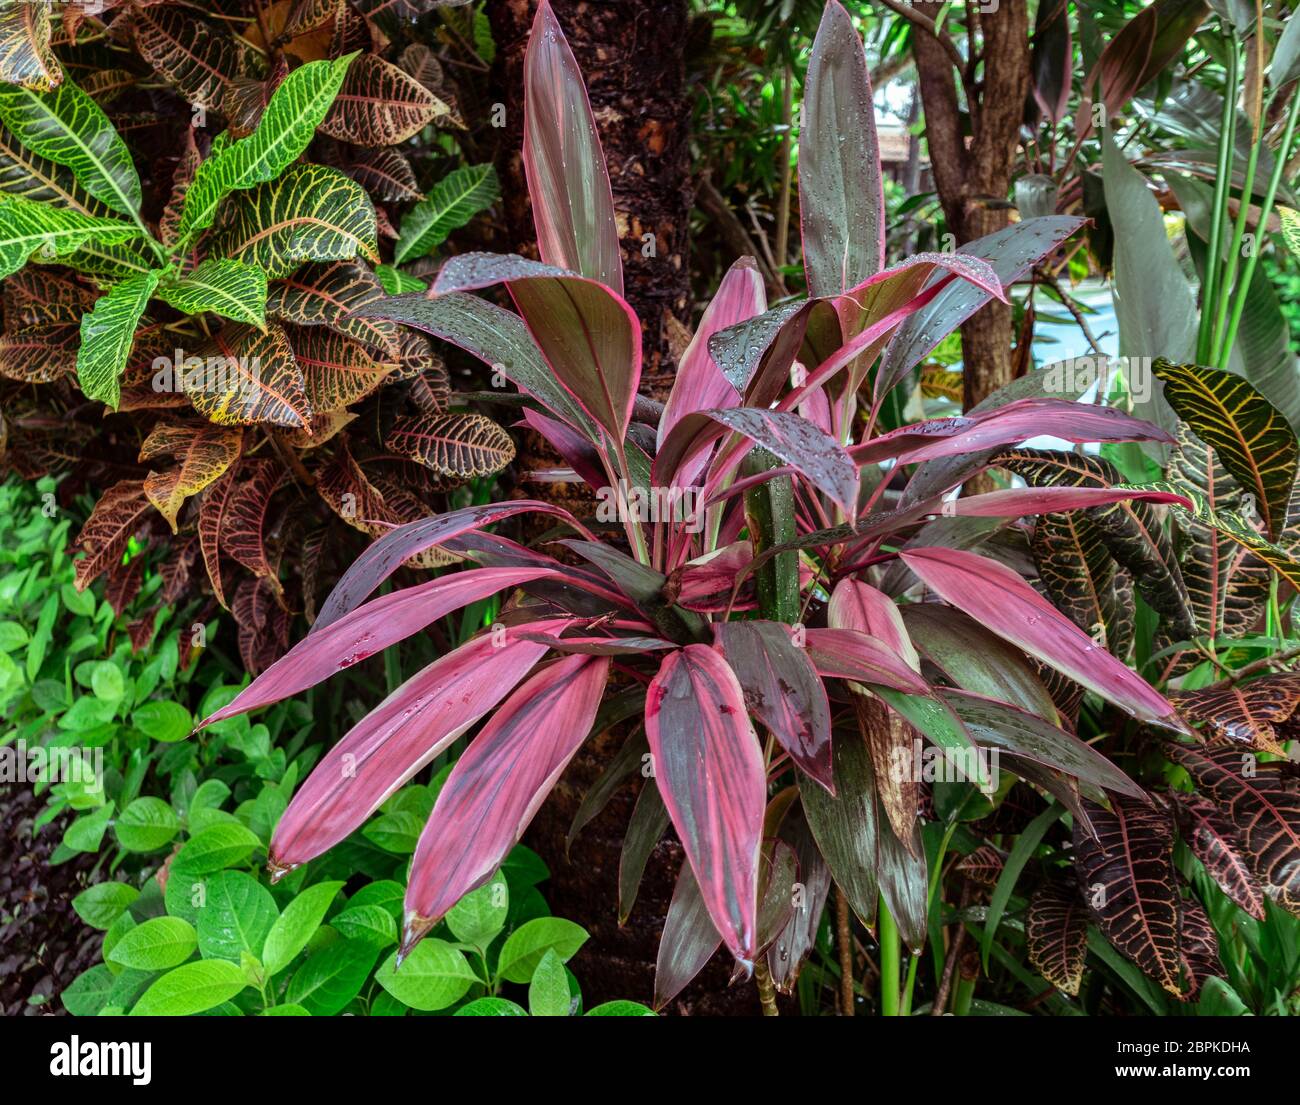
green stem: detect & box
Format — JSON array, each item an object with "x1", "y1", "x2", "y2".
[
  {"x1": 951, "y1": 973, "x2": 976, "y2": 1016},
  {"x1": 1211, "y1": 91, "x2": 1271, "y2": 364},
  {"x1": 1219, "y1": 89, "x2": 1300, "y2": 368},
  {"x1": 1198, "y1": 31, "x2": 1240, "y2": 364},
  {"x1": 878, "y1": 898, "x2": 901, "y2": 1017},
  {"x1": 900, "y1": 819, "x2": 959, "y2": 1016}
]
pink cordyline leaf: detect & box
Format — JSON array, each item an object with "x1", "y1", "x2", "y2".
[
  {"x1": 898, "y1": 547, "x2": 1187, "y2": 730},
  {"x1": 800, "y1": 0, "x2": 884, "y2": 297},
  {"x1": 267, "y1": 620, "x2": 574, "y2": 876},
  {"x1": 646, "y1": 645, "x2": 766, "y2": 966},
  {"x1": 401, "y1": 654, "x2": 611, "y2": 956},
  {"x1": 198, "y1": 567, "x2": 581, "y2": 730},
  {"x1": 850, "y1": 398, "x2": 1174, "y2": 467},
  {"x1": 521, "y1": 407, "x2": 605, "y2": 489},
  {"x1": 313, "y1": 499, "x2": 594, "y2": 630},
  {"x1": 523, "y1": 0, "x2": 623, "y2": 295},
  {"x1": 714, "y1": 621, "x2": 834, "y2": 792},
  {"x1": 828, "y1": 579, "x2": 920, "y2": 672},
  {"x1": 434, "y1": 253, "x2": 641, "y2": 442},
  {"x1": 946, "y1": 485, "x2": 1191, "y2": 517},
  {"x1": 839, "y1": 251, "x2": 1006, "y2": 336},
  {"x1": 803, "y1": 628, "x2": 931, "y2": 695},
  {"x1": 658, "y1": 256, "x2": 766, "y2": 471}
]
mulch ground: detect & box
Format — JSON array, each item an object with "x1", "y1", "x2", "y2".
[{"x1": 0, "y1": 785, "x2": 101, "y2": 1015}]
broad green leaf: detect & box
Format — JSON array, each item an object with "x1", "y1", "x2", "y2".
[
  {"x1": 114, "y1": 796, "x2": 180, "y2": 852},
  {"x1": 131, "y1": 700, "x2": 192, "y2": 743},
  {"x1": 330, "y1": 904, "x2": 396, "y2": 948},
  {"x1": 62, "y1": 965, "x2": 115, "y2": 1016},
  {"x1": 129, "y1": 959, "x2": 247, "y2": 1016},
  {"x1": 375, "y1": 939, "x2": 476, "y2": 1011},
  {"x1": 261, "y1": 1003, "x2": 311, "y2": 1016},
  {"x1": 261, "y1": 880, "x2": 344, "y2": 975},
  {"x1": 158, "y1": 259, "x2": 268, "y2": 327},
  {"x1": 495, "y1": 917, "x2": 588, "y2": 984},
  {"x1": 107, "y1": 917, "x2": 197, "y2": 971},
  {"x1": 196, "y1": 870, "x2": 278, "y2": 962},
  {"x1": 0, "y1": 121, "x2": 104, "y2": 213},
  {"x1": 77, "y1": 269, "x2": 162, "y2": 408},
  {"x1": 72, "y1": 881, "x2": 138, "y2": 930},
  {"x1": 445, "y1": 873, "x2": 508, "y2": 947},
  {"x1": 586, "y1": 1000, "x2": 657, "y2": 1016},
  {"x1": 210, "y1": 163, "x2": 377, "y2": 279},
  {"x1": 0, "y1": 193, "x2": 138, "y2": 280},
  {"x1": 454, "y1": 997, "x2": 529, "y2": 1016},
  {"x1": 285, "y1": 939, "x2": 378, "y2": 1015},
  {"x1": 0, "y1": 77, "x2": 141, "y2": 215},
  {"x1": 172, "y1": 821, "x2": 261, "y2": 875},
  {"x1": 177, "y1": 54, "x2": 356, "y2": 243},
  {"x1": 394, "y1": 163, "x2": 498, "y2": 265},
  {"x1": 374, "y1": 264, "x2": 425, "y2": 294},
  {"x1": 63, "y1": 803, "x2": 114, "y2": 854},
  {"x1": 527, "y1": 948, "x2": 571, "y2": 1017}
]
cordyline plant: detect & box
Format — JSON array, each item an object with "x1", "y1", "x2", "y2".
[
  {"x1": 0, "y1": 0, "x2": 505, "y2": 668},
  {"x1": 193, "y1": 1, "x2": 1205, "y2": 1006}
]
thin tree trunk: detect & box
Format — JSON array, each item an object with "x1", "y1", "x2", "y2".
[
  {"x1": 910, "y1": 2, "x2": 1029, "y2": 486},
  {"x1": 486, "y1": 0, "x2": 762, "y2": 1014}
]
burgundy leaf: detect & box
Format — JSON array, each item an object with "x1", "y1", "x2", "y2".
[
  {"x1": 803, "y1": 628, "x2": 930, "y2": 695},
  {"x1": 899, "y1": 547, "x2": 1185, "y2": 729},
  {"x1": 828, "y1": 578, "x2": 920, "y2": 671},
  {"x1": 714, "y1": 621, "x2": 834, "y2": 792},
  {"x1": 523, "y1": 0, "x2": 622, "y2": 294},
  {"x1": 268, "y1": 623, "x2": 571, "y2": 875},
  {"x1": 646, "y1": 645, "x2": 766, "y2": 966},
  {"x1": 402, "y1": 654, "x2": 611, "y2": 952}
]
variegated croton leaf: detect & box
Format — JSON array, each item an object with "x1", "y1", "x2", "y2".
[
  {"x1": 187, "y1": 322, "x2": 311, "y2": 429},
  {"x1": 72, "y1": 478, "x2": 154, "y2": 590},
  {"x1": 0, "y1": 320, "x2": 77, "y2": 382},
  {"x1": 220, "y1": 459, "x2": 287, "y2": 594},
  {"x1": 1073, "y1": 796, "x2": 1205, "y2": 998},
  {"x1": 319, "y1": 53, "x2": 448, "y2": 147},
  {"x1": 0, "y1": 0, "x2": 60, "y2": 92},
  {"x1": 139, "y1": 420, "x2": 243, "y2": 533},
  {"x1": 1168, "y1": 672, "x2": 1300, "y2": 756},
  {"x1": 134, "y1": 6, "x2": 247, "y2": 110},
  {"x1": 266, "y1": 260, "x2": 400, "y2": 355},
  {"x1": 998, "y1": 448, "x2": 1195, "y2": 641},
  {"x1": 1171, "y1": 791, "x2": 1267, "y2": 921},
  {"x1": 1026, "y1": 873, "x2": 1088, "y2": 996},
  {"x1": 383, "y1": 411, "x2": 516, "y2": 480},
  {"x1": 1153, "y1": 359, "x2": 1300, "y2": 540},
  {"x1": 289, "y1": 324, "x2": 395, "y2": 412},
  {"x1": 232, "y1": 575, "x2": 290, "y2": 677},
  {"x1": 1168, "y1": 743, "x2": 1300, "y2": 916}
]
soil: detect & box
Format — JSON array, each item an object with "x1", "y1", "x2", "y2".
[{"x1": 0, "y1": 785, "x2": 101, "y2": 1015}]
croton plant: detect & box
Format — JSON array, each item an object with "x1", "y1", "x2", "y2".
[
  {"x1": 175, "y1": 0, "x2": 1300, "y2": 1009},
  {"x1": 0, "y1": 0, "x2": 507, "y2": 670}
]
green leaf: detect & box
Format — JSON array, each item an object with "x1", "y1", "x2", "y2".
[
  {"x1": 0, "y1": 76, "x2": 142, "y2": 215},
  {"x1": 495, "y1": 917, "x2": 588, "y2": 984},
  {"x1": 172, "y1": 822, "x2": 261, "y2": 875},
  {"x1": 361, "y1": 809, "x2": 422, "y2": 854},
  {"x1": 1280, "y1": 206, "x2": 1300, "y2": 259},
  {"x1": 261, "y1": 1003, "x2": 311, "y2": 1015},
  {"x1": 63, "y1": 803, "x2": 114, "y2": 854},
  {"x1": 330, "y1": 904, "x2": 397, "y2": 948},
  {"x1": 394, "y1": 163, "x2": 498, "y2": 265},
  {"x1": 158, "y1": 259, "x2": 268, "y2": 327},
  {"x1": 77, "y1": 269, "x2": 162, "y2": 408},
  {"x1": 586, "y1": 1000, "x2": 656, "y2": 1016},
  {"x1": 72, "y1": 881, "x2": 138, "y2": 930},
  {"x1": 107, "y1": 917, "x2": 197, "y2": 971},
  {"x1": 0, "y1": 192, "x2": 138, "y2": 280},
  {"x1": 453, "y1": 996, "x2": 528, "y2": 1016},
  {"x1": 115, "y1": 797, "x2": 180, "y2": 852},
  {"x1": 178, "y1": 55, "x2": 356, "y2": 243},
  {"x1": 128, "y1": 959, "x2": 247, "y2": 1016},
  {"x1": 89, "y1": 660, "x2": 123, "y2": 701},
  {"x1": 131, "y1": 700, "x2": 192, "y2": 743},
  {"x1": 445, "y1": 873, "x2": 508, "y2": 947},
  {"x1": 527, "y1": 948, "x2": 571, "y2": 1017},
  {"x1": 981, "y1": 803, "x2": 1063, "y2": 971},
  {"x1": 285, "y1": 939, "x2": 378, "y2": 1015},
  {"x1": 62, "y1": 964, "x2": 115, "y2": 1016},
  {"x1": 374, "y1": 264, "x2": 425, "y2": 294},
  {"x1": 196, "y1": 870, "x2": 279, "y2": 962},
  {"x1": 261, "y1": 880, "x2": 344, "y2": 976},
  {"x1": 210, "y1": 163, "x2": 377, "y2": 279},
  {"x1": 374, "y1": 940, "x2": 476, "y2": 1011}
]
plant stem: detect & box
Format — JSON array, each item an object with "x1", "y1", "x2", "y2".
[
  {"x1": 1198, "y1": 30, "x2": 1240, "y2": 364},
  {"x1": 878, "y1": 898, "x2": 901, "y2": 1016},
  {"x1": 1219, "y1": 89, "x2": 1300, "y2": 367},
  {"x1": 774, "y1": 62, "x2": 794, "y2": 273},
  {"x1": 754, "y1": 959, "x2": 779, "y2": 1016},
  {"x1": 836, "y1": 888, "x2": 854, "y2": 1016},
  {"x1": 951, "y1": 972, "x2": 976, "y2": 1016}
]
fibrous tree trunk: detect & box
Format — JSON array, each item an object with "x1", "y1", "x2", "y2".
[
  {"x1": 910, "y1": 3, "x2": 1030, "y2": 427},
  {"x1": 486, "y1": 0, "x2": 761, "y2": 1013}
]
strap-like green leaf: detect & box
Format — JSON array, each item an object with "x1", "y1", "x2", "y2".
[
  {"x1": 394, "y1": 163, "x2": 498, "y2": 265},
  {"x1": 0, "y1": 77, "x2": 141, "y2": 216},
  {"x1": 210, "y1": 163, "x2": 377, "y2": 279},
  {"x1": 158, "y1": 258, "x2": 268, "y2": 327},
  {"x1": 77, "y1": 269, "x2": 162, "y2": 408},
  {"x1": 0, "y1": 121, "x2": 105, "y2": 213},
  {"x1": 0, "y1": 192, "x2": 139, "y2": 279},
  {"x1": 177, "y1": 54, "x2": 356, "y2": 244}
]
